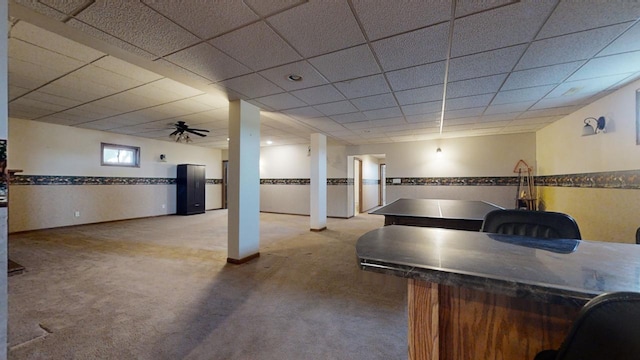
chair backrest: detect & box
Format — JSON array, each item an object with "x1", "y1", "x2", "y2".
[
  {"x1": 636, "y1": 227, "x2": 640, "y2": 244},
  {"x1": 553, "y1": 292, "x2": 640, "y2": 360},
  {"x1": 480, "y1": 209, "x2": 581, "y2": 239}
]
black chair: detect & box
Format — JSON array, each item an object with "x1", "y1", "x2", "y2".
[
  {"x1": 635, "y1": 227, "x2": 640, "y2": 244},
  {"x1": 534, "y1": 292, "x2": 640, "y2": 360},
  {"x1": 480, "y1": 209, "x2": 581, "y2": 239}
]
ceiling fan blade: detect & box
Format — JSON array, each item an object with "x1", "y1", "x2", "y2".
[
  {"x1": 188, "y1": 128, "x2": 209, "y2": 132},
  {"x1": 186, "y1": 129, "x2": 207, "y2": 137},
  {"x1": 169, "y1": 129, "x2": 180, "y2": 136}
]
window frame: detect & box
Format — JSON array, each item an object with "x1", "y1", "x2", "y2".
[{"x1": 100, "y1": 142, "x2": 140, "y2": 168}]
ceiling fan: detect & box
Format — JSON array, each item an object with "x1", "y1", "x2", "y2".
[{"x1": 169, "y1": 121, "x2": 209, "y2": 143}]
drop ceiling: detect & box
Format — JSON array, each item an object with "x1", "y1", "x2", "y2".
[{"x1": 7, "y1": 0, "x2": 640, "y2": 148}]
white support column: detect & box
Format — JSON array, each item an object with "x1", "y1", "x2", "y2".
[
  {"x1": 310, "y1": 133, "x2": 327, "y2": 231},
  {"x1": 0, "y1": 1, "x2": 8, "y2": 358},
  {"x1": 227, "y1": 100, "x2": 260, "y2": 264}
]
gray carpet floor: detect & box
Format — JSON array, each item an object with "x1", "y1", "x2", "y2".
[{"x1": 8, "y1": 211, "x2": 407, "y2": 359}]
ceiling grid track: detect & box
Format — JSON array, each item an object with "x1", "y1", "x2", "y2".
[{"x1": 439, "y1": 0, "x2": 457, "y2": 135}]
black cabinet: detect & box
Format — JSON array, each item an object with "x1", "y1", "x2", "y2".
[{"x1": 176, "y1": 164, "x2": 205, "y2": 215}]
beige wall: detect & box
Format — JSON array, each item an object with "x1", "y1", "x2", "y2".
[
  {"x1": 536, "y1": 78, "x2": 640, "y2": 243},
  {"x1": 347, "y1": 133, "x2": 536, "y2": 209},
  {"x1": 258, "y1": 143, "x2": 350, "y2": 217},
  {"x1": 8, "y1": 118, "x2": 222, "y2": 232}
]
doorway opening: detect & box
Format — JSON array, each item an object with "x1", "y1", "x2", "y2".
[
  {"x1": 354, "y1": 158, "x2": 362, "y2": 215},
  {"x1": 222, "y1": 160, "x2": 228, "y2": 209}
]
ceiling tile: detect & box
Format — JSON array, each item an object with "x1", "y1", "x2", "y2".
[
  {"x1": 446, "y1": 74, "x2": 507, "y2": 98},
  {"x1": 165, "y1": 43, "x2": 251, "y2": 82},
  {"x1": 352, "y1": 0, "x2": 450, "y2": 41},
  {"x1": 282, "y1": 106, "x2": 325, "y2": 119},
  {"x1": 491, "y1": 85, "x2": 555, "y2": 105},
  {"x1": 451, "y1": 1, "x2": 555, "y2": 57},
  {"x1": 209, "y1": 21, "x2": 301, "y2": 71},
  {"x1": 445, "y1": 93, "x2": 493, "y2": 110},
  {"x1": 67, "y1": 19, "x2": 157, "y2": 60},
  {"x1": 537, "y1": 1, "x2": 640, "y2": 39},
  {"x1": 290, "y1": 85, "x2": 345, "y2": 105},
  {"x1": 363, "y1": 107, "x2": 403, "y2": 120},
  {"x1": 254, "y1": 93, "x2": 307, "y2": 110},
  {"x1": 313, "y1": 101, "x2": 359, "y2": 116},
  {"x1": 351, "y1": 93, "x2": 397, "y2": 111},
  {"x1": 13, "y1": 0, "x2": 68, "y2": 20},
  {"x1": 8, "y1": 57, "x2": 70, "y2": 89},
  {"x1": 372, "y1": 23, "x2": 449, "y2": 71},
  {"x1": 298, "y1": 117, "x2": 346, "y2": 132},
  {"x1": 74, "y1": 0, "x2": 200, "y2": 56},
  {"x1": 218, "y1": 73, "x2": 284, "y2": 98},
  {"x1": 530, "y1": 96, "x2": 590, "y2": 111},
  {"x1": 143, "y1": 0, "x2": 258, "y2": 39},
  {"x1": 401, "y1": 101, "x2": 442, "y2": 116},
  {"x1": 405, "y1": 112, "x2": 441, "y2": 124},
  {"x1": 47, "y1": 73, "x2": 123, "y2": 101},
  {"x1": 8, "y1": 101, "x2": 55, "y2": 119},
  {"x1": 484, "y1": 101, "x2": 535, "y2": 115},
  {"x1": 502, "y1": 62, "x2": 583, "y2": 91},
  {"x1": 76, "y1": 118, "x2": 123, "y2": 131},
  {"x1": 11, "y1": 21, "x2": 105, "y2": 63},
  {"x1": 308, "y1": 45, "x2": 380, "y2": 82},
  {"x1": 448, "y1": 45, "x2": 526, "y2": 82},
  {"x1": 9, "y1": 85, "x2": 30, "y2": 101},
  {"x1": 598, "y1": 22, "x2": 640, "y2": 57},
  {"x1": 147, "y1": 78, "x2": 204, "y2": 98},
  {"x1": 546, "y1": 73, "x2": 632, "y2": 98},
  {"x1": 330, "y1": 112, "x2": 367, "y2": 124},
  {"x1": 10, "y1": 96, "x2": 67, "y2": 115},
  {"x1": 244, "y1": 0, "x2": 306, "y2": 17},
  {"x1": 40, "y1": 0, "x2": 91, "y2": 14},
  {"x1": 259, "y1": 61, "x2": 328, "y2": 91},
  {"x1": 566, "y1": 51, "x2": 640, "y2": 81},
  {"x1": 395, "y1": 84, "x2": 444, "y2": 105},
  {"x1": 386, "y1": 61, "x2": 446, "y2": 91},
  {"x1": 94, "y1": 92, "x2": 161, "y2": 113},
  {"x1": 515, "y1": 23, "x2": 630, "y2": 70},
  {"x1": 267, "y1": 1, "x2": 365, "y2": 57},
  {"x1": 455, "y1": 0, "x2": 515, "y2": 17},
  {"x1": 71, "y1": 64, "x2": 147, "y2": 93},
  {"x1": 25, "y1": 91, "x2": 83, "y2": 109},
  {"x1": 93, "y1": 56, "x2": 163, "y2": 83},
  {"x1": 443, "y1": 107, "x2": 484, "y2": 119},
  {"x1": 154, "y1": 59, "x2": 212, "y2": 84},
  {"x1": 517, "y1": 106, "x2": 580, "y2": 119},
  {"x1": 9, "y1": 38, "x2": 86, "y2": 75},
  {"x1": 333, "y1": 74, "x2": 391, "y2": 99}
]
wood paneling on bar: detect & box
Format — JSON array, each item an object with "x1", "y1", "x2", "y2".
[{"x1": 409, "y1": 281, "x2": 579, "y2": 360}]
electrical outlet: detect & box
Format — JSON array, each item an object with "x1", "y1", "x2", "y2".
[{"x1": 74, "y1": 211, "x2": 80, "y2": 217}]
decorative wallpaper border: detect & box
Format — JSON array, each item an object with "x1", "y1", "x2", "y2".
[
  {"x1": 537, "y1": 170, "x2": 640, "y2": 189},
  {"x1": 11, "y1": 171, "x2": 640, "y2": 189},
  {"x1": 11, "y1": 175, "x2": 223, "y2": 186},
  {"x1": 260, "y1": 178, "x2": 351, "y2": 185},
  {"x1": 386, "y1": 176, "x2": 520, "y2": 186}
]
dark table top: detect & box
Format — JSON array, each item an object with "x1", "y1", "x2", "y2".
[
  {"x1": 356, "y1": 225, "x2": 640, "y2": 307},
  {"x1": 370, "y1": 198, "x2": 503, "y2": 220}
]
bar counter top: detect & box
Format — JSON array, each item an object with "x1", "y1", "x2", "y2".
[{"x1": 356, "y1": 225, "x2": 640, "y2": 307}]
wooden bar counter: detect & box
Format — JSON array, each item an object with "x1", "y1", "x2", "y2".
[{"x1": 356, "y1": 226, "x2": 640, "y2": 360}]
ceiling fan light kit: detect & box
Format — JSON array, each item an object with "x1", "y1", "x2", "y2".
[{"x1": 169, "y1": 121, "x2": 210, "y2": 143}]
